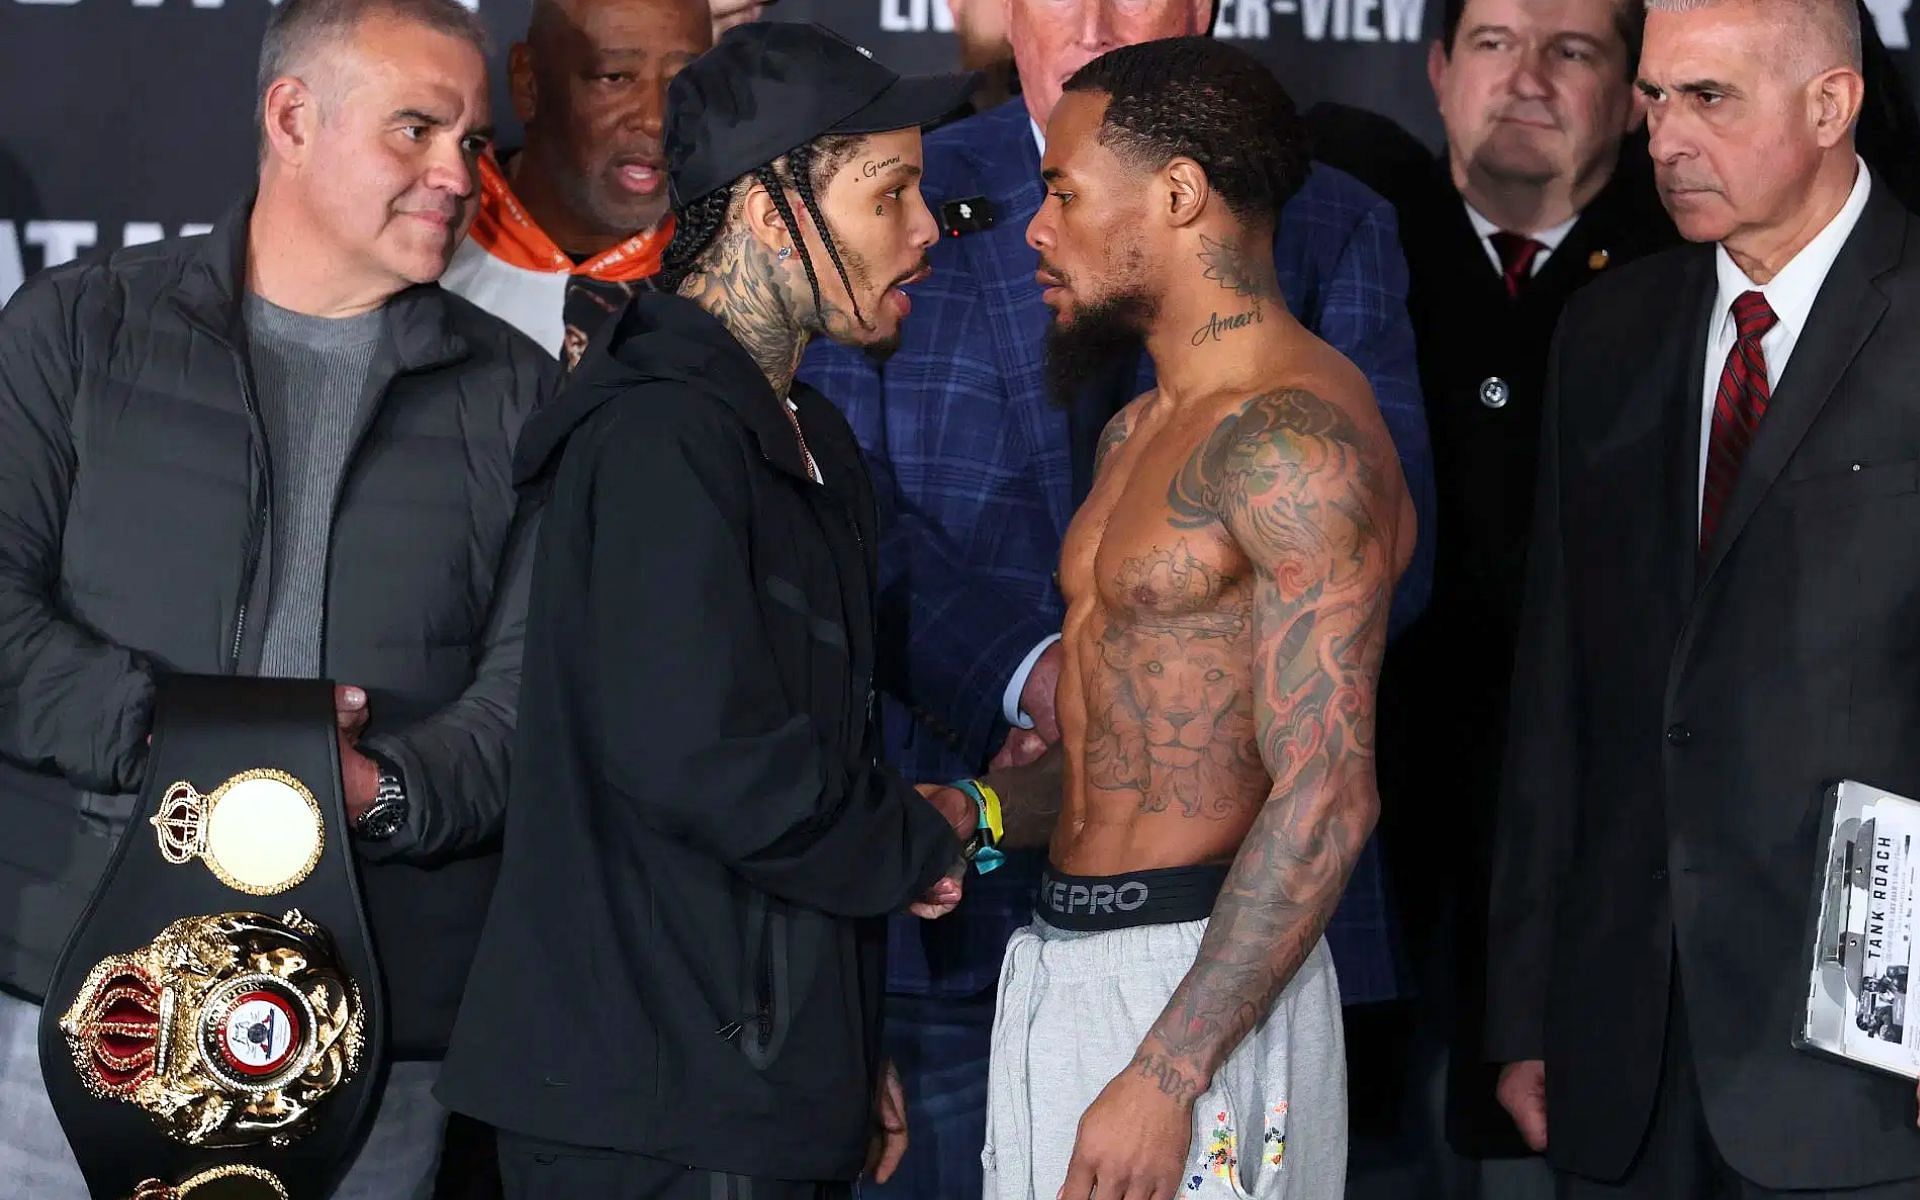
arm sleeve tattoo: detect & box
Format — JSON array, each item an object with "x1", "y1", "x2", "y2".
[{"x1": 1127, "y1": 387, "x2": 1398, "y2": 1103}]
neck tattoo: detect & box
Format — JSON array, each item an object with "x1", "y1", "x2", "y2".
[
  {"x1": 1190, "y1": 233, "x2": 1282, "y2": 349},
  {"x1": 680, "y1": 229, "x2": 808, "y2": 399}
]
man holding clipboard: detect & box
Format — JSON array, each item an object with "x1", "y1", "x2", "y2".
[{"x1": 1487, "y1": 0, "x2": 1920, "y2": 1193}]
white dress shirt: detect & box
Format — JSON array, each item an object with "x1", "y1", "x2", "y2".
[
  {"x1": 1696, "y1": 158, "x2": 1871, "y2": 524},
  {"x1": 1462, "y1": 201, "x2": 1578, "y2": 279}
]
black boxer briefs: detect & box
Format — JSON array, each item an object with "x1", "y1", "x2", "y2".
[{"x1": 1035, "y1": 863, "x2": 1231, "y2": 931}]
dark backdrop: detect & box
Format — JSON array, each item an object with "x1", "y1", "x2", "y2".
[{"x1": 2, "y1": 0, "x2": 1915, "y2": 304}]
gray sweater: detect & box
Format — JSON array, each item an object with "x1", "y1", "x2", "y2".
[{"x1": 242, "y1": 293, "x2": 384, "y2": 678}]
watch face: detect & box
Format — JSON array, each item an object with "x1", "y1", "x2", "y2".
[{"x1": 358, "y1": 802, "x2": 405, "y2": 841}]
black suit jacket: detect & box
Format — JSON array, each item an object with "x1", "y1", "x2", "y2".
[
  {"x1": 1401, "y1": 149, "x2": 1677, "y2": 646},
  {"x1": 1488, "y1": 175, "x2": 1920, "y2": 1189},
  {"x1": 1373, "y1": 153, "x2": 1678, "y2": 1157}
]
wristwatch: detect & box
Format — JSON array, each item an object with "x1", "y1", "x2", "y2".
[
  {"x1": 355, "y1": 760, "x2": 409, "y2": 842},
  {"x1": 960, "y1": 825, "x2": 993, "y2": 866}
]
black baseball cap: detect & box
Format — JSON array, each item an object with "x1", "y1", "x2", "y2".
[{"x1": 665, "y1": 22, "x2": 979, "y2": 208}]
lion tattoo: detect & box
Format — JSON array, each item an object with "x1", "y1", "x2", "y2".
[{"x1": 1085, "y1": 616, "x2": 1268, "y2": 820}]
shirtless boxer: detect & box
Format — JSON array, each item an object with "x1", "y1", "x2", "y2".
[{"x1": 950, "y1": 37, "x2": 1415, "y2": 1200}]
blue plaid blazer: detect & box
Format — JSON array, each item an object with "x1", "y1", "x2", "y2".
[{"x1": 799, "y1": 99, "x2": 1435, "y2": 1005}]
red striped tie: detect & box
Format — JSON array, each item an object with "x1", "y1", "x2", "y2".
[
  {"x1": 1490, "y1": 231, "x2": 1545, "y2": 298},
  {"x1": 1700, "y1": 290, "x2": 1778, "y2": 552}
]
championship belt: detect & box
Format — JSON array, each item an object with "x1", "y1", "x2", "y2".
[{"x1": 38, "y1": 677, "x2": 387, "y2": 1200}]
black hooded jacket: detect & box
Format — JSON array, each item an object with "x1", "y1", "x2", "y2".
[{"x1": 437, "y1": 293, "x2": 960, "y2": 1178}]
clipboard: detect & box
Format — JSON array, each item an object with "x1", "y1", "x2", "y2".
[{"x1": 1796, "y1": 779, "x2": 1920, "y2": 1080}]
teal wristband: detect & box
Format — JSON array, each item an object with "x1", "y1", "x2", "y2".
[{"x1": 949, "y1": 779, "x2": 1006, "y2": 875}]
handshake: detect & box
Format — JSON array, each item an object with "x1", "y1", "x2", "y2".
[
  {"x1": 909, "y1": 781, "x2": 991, "y2": 920},
  {"x1": 903, "y1": 642, "x2": 1062, "y2": 919}
]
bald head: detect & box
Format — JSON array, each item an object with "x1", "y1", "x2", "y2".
[
  {"x1": 508, "y1": 0, "x2": 711, "y2": 252},
  {"x1": 525, "y1": 0, "x2": 590, "y2": 50},
  {"x1": 1644, "y1": 0, "x2": 1861, "y2": 77},
  {"x1": 1639, "y1": 0, "x2": 1866, "y2": 271},
  {"x1": 523, "y1": 0, "x2": 710, "y2": 54}
]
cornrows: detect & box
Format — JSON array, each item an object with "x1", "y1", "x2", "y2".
[
  {"x1": 659, "y1": 140, "x2": 865, "y2": 328},
  {"x1": 657, "y1": 189, "x2": 731, "y2": 294}
]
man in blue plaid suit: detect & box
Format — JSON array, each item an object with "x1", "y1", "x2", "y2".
[{"x1": 797, "y1": 9, "x2": 1436, "y2": 1197}]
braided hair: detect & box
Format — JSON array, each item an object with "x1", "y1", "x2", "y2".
[
  {"x1": 656, "y1": 188, "x2": 732, "y2": 295},
  {"x1": 658, "y1": 135, "x2": 867, "y2": 327},
  {"x1": 777, "y1": 140, "x2": 867, "y2": 328}
]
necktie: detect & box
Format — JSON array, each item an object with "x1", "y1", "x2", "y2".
[
  {"x1": 1700, "y1": 290, "x2": 1779, "y2": 552},
  {"x1": 1489, "y1": 231, "x2": 1546, "y2": 298}
]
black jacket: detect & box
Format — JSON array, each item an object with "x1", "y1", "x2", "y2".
[
  {"x1": 1319, "y1": 115, "x2": 1680, "y2": 1154},
  {"x1": 1368, "y1": 152, "x2": 1678, "y2": 1154},
  {"x1": 1488, "y1": 177, "x2": 1920, "y2": 1188},
  {"x1": 0, "y1": 202, "x2": 555, "y2": 1056},
  {"x1": 437, "y1": 294, "x2": 960, "y2": 1179}
]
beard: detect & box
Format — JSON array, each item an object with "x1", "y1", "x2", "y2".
[
  {"x1": 819, "y1": 242, "x2": 925, "y2": 366},
  {"x1": 1044, "y1": 289, "x2": 1155, "y2": 410}
]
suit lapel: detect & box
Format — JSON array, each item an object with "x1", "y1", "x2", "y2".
[
  {"x1": 1537, "y1": 209, "x2": 1614, "y2": 298},
  {"x1": 1696, "y1": 183, "x2": 1903, "y2": 589},
  {"x1": 1667, "y1": 255, "x2": 1717, "y2": 610},
  {"x1": 1419, "y1": 164, "x2": 1512, "y2": 305},
  {"x1": 1535, "y1": 161, "x2": 1672, "y2": 300},
  {"x1": 1653, "y1": 251, "x2": 1722, "y2": 712}
]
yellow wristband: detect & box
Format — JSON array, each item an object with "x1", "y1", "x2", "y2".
[{"x1": 976, "y1": 780, "x2": 1004, "y2": 845}]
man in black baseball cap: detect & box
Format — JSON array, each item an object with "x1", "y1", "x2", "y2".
[
  {"x1": 660, "y1": 20, "x2": 979, "y2": 357},
  {"x1": 435, "y1": 22, "x2": 991, "y2": 1200}
]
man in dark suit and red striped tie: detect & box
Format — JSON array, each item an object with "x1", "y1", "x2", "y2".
[{"x1": 1488, "y1": 0, "x2": 1920, "y2": 1193}]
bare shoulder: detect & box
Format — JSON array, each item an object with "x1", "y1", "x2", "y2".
[
  {"x1": 1244, "y1": 341, "x2": 1390, "y2": 458},
  {"x1": 1093, "y1": 388, "x2": 1158, "y2": 474},
  {"x1": 1168, "y1": 370, "x2": 1405, "y2": 576},
  {"x1": 1172, "y1": 376, "x2": 1395, "y2": 509}
]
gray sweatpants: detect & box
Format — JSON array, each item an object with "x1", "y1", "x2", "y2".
[
  {"x1": 983, "y1": 918, "x2": 1347, "y2": 1200},
  {"x1": 0, "y1": 989, "x2": 445, "y2": 1198}
]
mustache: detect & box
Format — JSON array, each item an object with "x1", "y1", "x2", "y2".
[
  {"x1": 1656, "y1": 169, "x2": 1722, "y2": 195},
  {"x1": 890, "y1": 257, "x2": 932, "y2": 288},
  {"x1": 609, "y1": 145, "x2": 666, "y2": 168},
  {"x1": 1035, "y1": 256, "x2": 1069, "y2": 286}
]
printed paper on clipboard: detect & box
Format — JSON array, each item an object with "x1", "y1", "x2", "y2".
[{"x1": 1797, "y1": 779, "x2": 1920, "y2": 1080}]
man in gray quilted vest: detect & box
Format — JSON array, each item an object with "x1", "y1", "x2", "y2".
[{"x1": 0, "y1": 0, "x2": 556, "y2": 1194}]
